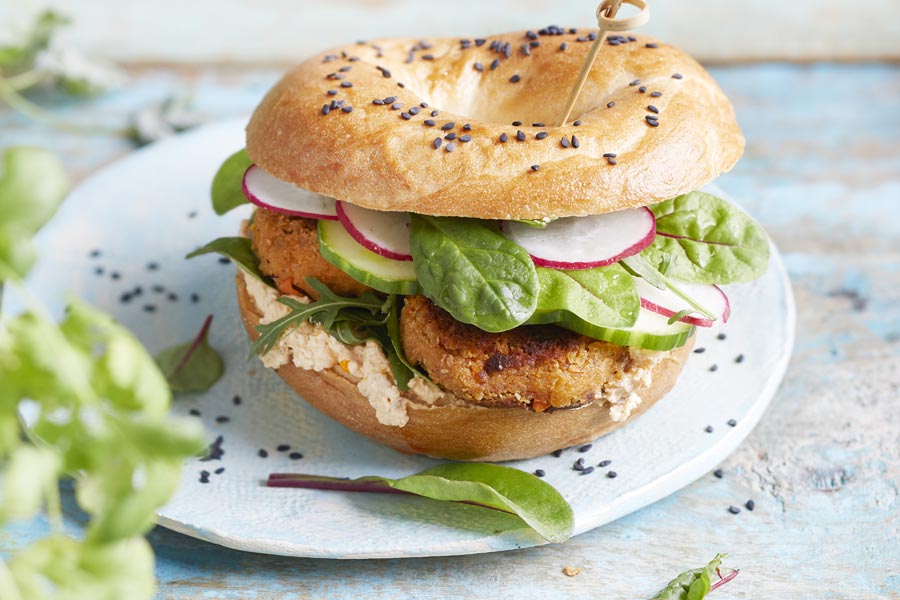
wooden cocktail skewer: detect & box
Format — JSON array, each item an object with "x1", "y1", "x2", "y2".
[{"x1": 557, "y1": 0, "x2": 651, "y2": 126}]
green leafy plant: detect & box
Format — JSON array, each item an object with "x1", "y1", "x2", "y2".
[
  {"x1": 527, "y1": 265, "x2": 639, "y2": 328},
  {"x1": 0, "y1": 146, "x2": 206, "y2": 599},
  {"x1": 650, "y1": 554, "x2": 739, "y2": 599},
  {"x1": 267, "y1": 463, "x2": 574, "y2": 543},
  {"x1": 642, "y1": 191, "x2": 770, "y2": 284},
  {"x1": 154, "y1": 315, "x2": 225, "y2": 392},
  {"x1": 409, "y1": 215, "x2": 539, "y2": 332},
  {"x1": 210, "y1": 149, "x2": 252, "y2": 215},
  {"x1": 186, "y1": 236, "x2": 272, "y2": 286}
]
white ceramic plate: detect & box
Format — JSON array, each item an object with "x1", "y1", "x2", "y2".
[{"x1": 23, "y1": 118, "x2": 795, "y2": 559}]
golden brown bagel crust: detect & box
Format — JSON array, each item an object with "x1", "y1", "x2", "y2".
[
  {"x1": 236, "y1": 272, "x2": 694, "y2": 462},
  {"x1": 246, "y1": 32, "x2": 743, "y2": 219}
]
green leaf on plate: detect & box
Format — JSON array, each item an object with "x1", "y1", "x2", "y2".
[
  {"x1": 154, "y1": 315, "x2": 224, "y2": 393},
  {"x1": 650, "y1": 553, "x2": 731, "y2": 600},
  {"x1": 527, "y1": 265, "x2": 639, "y2": 329},
  {"x1": 210, "y1": 148, "x2": 251, "y2": 215}
]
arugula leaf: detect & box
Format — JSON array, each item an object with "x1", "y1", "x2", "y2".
[
  {"x1": 251, "y1": 278, "x2": 418, "y2": 390},
  {"x1": 154, "y1": 315, "x2": 225, "y2": 392},
  {"x1": 0, "y1": 10, "x2": 70, "y2": 73},
  {"x1": 210, "y1": 149, "x2": 252, "y2": 215},
  {"x1": 409, "y1": 216, "x2": 538, "y2": 332},
  {"x1": 527, "y1": 265, "x2": 639, "y2": 329},
  {"x1": 644, "y1": 191, "x2": 770, "y2": 284},
  {"x1": 651, "y1": 554, "x2": 735, "y2": 600},
  {"x1": 0, "y1": 147, "x2": 69, "y2": 277},
  {"x1": 268, "y1": 463, "x2": 574, "y2": 543},
  {"x1": 186, "y1": 236, "x2": 274, "y2": 287}
]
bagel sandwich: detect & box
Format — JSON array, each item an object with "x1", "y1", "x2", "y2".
[{"x1": 194, "y1": 28, "x2": 771, "y2": 461}]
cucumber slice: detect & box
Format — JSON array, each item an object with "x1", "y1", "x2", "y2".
[
  {"x1": 528, "y1": 306, "x2": 694, "y2": 351},
  {"x1": 318, "y1": 219, "x2": 421, "y2": 295}
]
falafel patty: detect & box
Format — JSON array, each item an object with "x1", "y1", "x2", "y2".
[{"x1": 251, "y1": 208, "x2": 666, "y2": 412}]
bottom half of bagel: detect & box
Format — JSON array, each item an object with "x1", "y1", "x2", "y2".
[{"x1": 236, "y1": 265, "x2": 694, "y2": 462}]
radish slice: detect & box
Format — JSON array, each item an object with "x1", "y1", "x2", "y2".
[
  {"x1": 336, "y1": 202, "x2": 412, "y2": 261},
  {"x1": 634, "y1": 277, "x2": 730, "y2": 327},
  {"x1": 502, "y1": 207, "x2": 656, "y2": 269},
  {"x1": 242, "y1": 165, "x2": 338, "y2": 220}
]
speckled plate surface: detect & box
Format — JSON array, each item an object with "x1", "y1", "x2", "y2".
[{"x1": 23, "y1": 118, "x2": 795, "y2": 559}]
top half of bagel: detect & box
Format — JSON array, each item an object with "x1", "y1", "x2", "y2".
[{"x1": 246, "y1": 30, "x2": 743, "y2": 220}]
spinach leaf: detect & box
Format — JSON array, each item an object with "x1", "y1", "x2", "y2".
[
  {"x1": 186, "y1": 236, "x2": 274, "y2": 287},
  {"x1": 651, "y1": 554, "x2": 735, "y2": 600},
  {"x1": 0, "y1": 147, "x2": 69, "y2": 277},
  {"x1": 528, "y1": 265, "x2": 639, "y2": 329},
  {"x1": 409, "y1": 216, "x2": 538, "y2": 332},
  {"x1": 210, "y1": 148, "x2": 252, "y2": 215},
  {"x1": 154, "y1": 315, "x2": 225, "y2": 392},
  {"x1": 643, "y1": 191, "x2": 770, "y2": 284},
  {"x1": 268, "y1": 463, "x2": 574, "y2": 543}
]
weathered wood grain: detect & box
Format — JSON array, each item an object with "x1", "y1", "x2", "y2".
[
  {"x1": 1, "y1": 63, "x2": 898, "y2": 599},
  {"x1": 1, "y1": 2, "x2": 899, "y2": 63}
]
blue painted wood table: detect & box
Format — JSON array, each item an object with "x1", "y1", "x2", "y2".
[{"x1": 2, "y1": 63, "x2": 898, "y2": 599}]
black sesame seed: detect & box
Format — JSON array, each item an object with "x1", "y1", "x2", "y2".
[
  {"x1": 607, "y1": 471, "x2": 618, "y2": 479},
  {"x1": 119, "y1": 293, "x2": 132, "y2": 304},
  {"x1": 340, "y1": 81, "x2": 353, "y2": 88},
  {"x1": 383, "y1": 96, "x2": 397, "y2": 103},
  {"x1": 463, "y1": 123, "x2": 472, "y2": 131},
  {"x1": 409, "y1": 106, "x2": 421, "y2": 115},
  {"x1": 713, "y1": 468, "x2": 724, "y2": 478},
  {"x1": 645, "y1": 117, "x2": 660, "y2": 127},
  {"x1": 189, "y1": 408, "x2": 201, "y2": 416},
  {"x1": 607, "y1": 158, "x2": 617, "y2": 165},
  {"x1": 151, "y1": 284, "x2": 164, "y2": 293},
  {"x1": 199, "y1": 471, "x2": 210, "y2": 483},
  {"x1": 588, "y1": 32, "x2": 597, "y2": 41},
  {"x1": 441, "y1": 122, "x2": 455, "y2": 131},
  {"x1": 459, "y1": 134, "x2": 472, "y2": 143},
  {"x1": 559, "y1": 42, "x2": 568, "y2": 51},
  {"x1": 445, "y1": 132, "x2": 457, "y2": 140},
  {"x1": 535, "y1": 132, "x2": 548, "y2": 140},
  {"x1": 433, "y1": 138, "x2": 442, "y2": 149},
  {"x1": 94, "y1": 266, "x2": 104, "y2": 276},
  {"x1": 445, "y1": 142, "x2": 456, "y2": 152},
  {"x1": 424, "y1": 119, "x2": 436, "y2": 126},
  {"x1": 499, "y1": 133, "x2": 509, "y2": 143},
  {"x1": 728, "y1": 505, "x2": 741, "y2": 515},
  {"x1": 598, "y1": 459, "x2": 612, "y2": 467},
  {"x1": 735, "y1": 354, "x2": 745, "y2": 364},
  {"x1": 167, "y1": 292, "x2": 178, "y2": 302},
  {"x1": 580, "y1": 466, "x2": 595, "y2": 475},
  {"x1": 146, "y1": 261, "x2": 159, "y2": 271},
  {"x1": 431, "y1": 110, "x2": 439, "y2": 117},
  {"x1": 709, "y1": 364, "x2": 719, "y2": 372},
  {"x1": 694, "y1": 347, "x2": 706, "y2": 353},
  {"x1": 218, "y1": 256, "x2": 231, "y2": 265},
  {"x1": 391, "y1": 102, "x2": 402, "y2": 110},
  {"x1": 460, "y1": 39, "x2": 472, "y2": 49},
  {"x1": 560, "y1": 136, "x2": 570, "y2": 148},
  {"x1": 516, "y1": 130, "x2": 526, "y2": 141},
  {"x1": 276, "y1": 444, "x2": 290, "y2": 452},
  {"x1": 520, "y1": 45, "x2": 531, "y2": 56},
  {"x1": 190, "y1": 293, "x2": 200, "y2": 303},
  {"x1": 490, "y1": 59, "x2": 500, "y2": 70},
  {"x1": 341, "y1": 106, "x2": 353, "y2": 113},
  {"x1": 526, "y1": 30, "x2": 538, "y2": 40},
  {"x1": 474, "y1": 62, "x2": 484, "y2": 72},
  {"x1": 603, "y1": 152, "x2": 617, "y2": 158},
  {"x1": 289, "y1": 452, "x2": 303, "y2": 460},
  {"x1": 573, "y1": 458, "x2": 585, "y2": 471},
  {"x1": 348, "y1": 56, "x2": 360, "y2": 62},
  {"x1": 728, "y1": 419, "x2": 737, "y2": 427},
  {"x1": 745, "y1": 499, "x2": 756, "y2": 511},
  {"x1": 372, "y1": 99, "x2": 384, "y2": 105},
  {"x1": 233, "y1": 395, "x2": 242, "y2": 406},
  {"x1": 638, "y1": 86, "x2": 647, "y2": 93},
  {"x1": 646, "y1": 42, "x2": 659, "y2": 48},
  {"x1": 552, "y1": 449, "x2": 563, "y2": 457},
  {"x1": 400, "y1": 112, "x2": 411, "y2": 120},
  {"x1": 629, "y1": 79, "x2": 641, "y2": 86},
  {"x1": 339, "y1": 65, "x2": 352, "y2": 72},
  {"x1": 89, "y1": 249, "x2": 102, "y2": 258},
  {"x1": 475, "y1": 38, "x2": 486, "y2": 47},
  {"x1": 705, "y1": 425, "x2": 714, "y2": 433},
  {"x1": 578, "y1": 444, "x2": 592, "y2": 453},
  {"x1": 509, "y1": 74, "x2": 521, "y2": 83},
  {"x1": 531, "y1": 164, "x2": 540, "y2": 171},
  {"x1": 215, "y1": 415, "x2": 230, "y2": 424},
  {"x1": 422, "y1": 54, "x2": 434, "y2": 61},
  {"x1": 532, "y1": 122, "x2": 545, "y2": 127},
  {"x1": 133, "y1": 286, "x2": 143, "y2": 296},
  {"x1": 573, "y1": 120, "x2": 582, "y2": 126},
  {"x1": 215, "y1": 467, "x2": 225, "y2": 475},
  {"x1": 647, "y1": 105, "x2": 659, "y2": 114},
  {"x1": 258, "y1": 449, "x2": 269, "y2": 458},
  {"x1": 187, "y1": 210, "x2": 198, "y2": 219},
  {"x1": 512, "y1": 120, "x2": 523, "y2": 126},
  {"x1": 110, "y1": 271, "x2": 121, "y2": 280},
  {"x1": 672, "y1": 73, "x2": 683, "y2": 79},
  {"x1": 717, "y1": 332, "x2": 727, "y2": 340},
  {"x1": 607, "y1": 101, "x2": 616, "y2": 108},
  {"x1": 421, "y1": 102, "x2": 429, "y2": 108},
  {"x1": 571, "y1": 135, "x2": 580, "y2": 148},
  {"x1": 142, "y1": 304, "x2": 156, "y2": 313},
  {"x1": 377, "y1": 66, "x2": 391, "y2": 78},
  {"x1": 650, "y1": 91, "x2": 662, "y2": 98},
  {"x1": 534, "y1": 469, "x2": 545, "y2": 477}
]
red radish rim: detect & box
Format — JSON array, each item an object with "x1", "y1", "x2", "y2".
[
  {"x1": 335, "y1": 201, "x2": 413, "y2": 262},
  {"x1": 639, "y1": 285, "x2": 730, "y2": 327},
  {"x1": 517, "y1": 207, "x2": 657, "y2": 270},
  {"x1": 242, "y1": 165, "x2": 339, "y2": 221}
]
